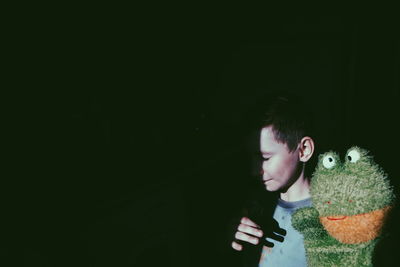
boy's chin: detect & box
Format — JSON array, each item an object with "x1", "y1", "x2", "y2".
[{"x1": 264, "y1": 183, "x2": 280, "y2": 192}]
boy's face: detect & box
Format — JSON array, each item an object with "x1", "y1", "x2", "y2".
[{"x1": 260, "y1": 126, "x2": 302, "y2": 192}]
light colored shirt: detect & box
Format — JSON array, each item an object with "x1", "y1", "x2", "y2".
[{"x1": 259, "y1": 198, "x2": 312, "y2": 267}]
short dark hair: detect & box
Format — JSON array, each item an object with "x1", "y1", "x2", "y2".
[{"x1": 261, "y1": 95, "x2": 314, "y2": 152}]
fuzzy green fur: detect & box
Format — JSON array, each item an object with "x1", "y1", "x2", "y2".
[{"x1": 292, "y1": 146, "x2": 395, "y2": 267}]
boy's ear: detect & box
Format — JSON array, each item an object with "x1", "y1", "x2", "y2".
[{"x1": 299, "y1": 136, "x2": 314, "y2": 162}]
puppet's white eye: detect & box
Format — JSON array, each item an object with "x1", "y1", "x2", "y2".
[
  {"x1": 347, "y1": 149, "x2": 360, "y2": 163},
  {"x1": 322, "y1": 155, "x2": 336, "y2": 169}
]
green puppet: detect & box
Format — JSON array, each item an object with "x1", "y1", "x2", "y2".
[{"x1": 292, "y1": 146, "x2": 395, "y2": 267}]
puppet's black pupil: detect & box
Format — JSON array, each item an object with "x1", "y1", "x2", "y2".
[
  {"x1": 348, "y1": 156, "x2": 352, "y2": 161},
  {"x1": 329, "y1": 158, "x2": 333, "y2": 162}
]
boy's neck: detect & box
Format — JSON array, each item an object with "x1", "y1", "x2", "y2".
[{"x1": 280, "y1": 174, "x2": 311, "y2": 202}]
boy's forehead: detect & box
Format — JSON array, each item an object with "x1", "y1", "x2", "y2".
[{"x1": 260, "y1": 126, "x2": 287, "y2": 152}]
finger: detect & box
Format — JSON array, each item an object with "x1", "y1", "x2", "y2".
[
  {"x1": 235, "y1": 231, "x2": 259, "y2": 245},
  {"x1": 237, "y1": 223, "x2": 263, "y2": 237},
  {"x1": 268, "y1": 232, "x2": 284, "y2": 243},
  {"x1": 231, "y1": 241, "x2": 243, "y2": 251},
  {"x1": 272, "y1": 218, "x2": 287, "y2": 236},
  {"x1": 263, "y1": 239, "x2": 275, "y2": 248},
  {"x1": 240, "y1": 217, "x2": 260, "y2": 228}
]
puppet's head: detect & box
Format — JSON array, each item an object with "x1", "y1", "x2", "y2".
[{"x1": 311, "y1": 146, "x2": 395, "y2": 244}]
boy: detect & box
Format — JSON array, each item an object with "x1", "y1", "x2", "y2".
[{"x1": 231, "y1": 95, "x2": 316, "y2": 266}]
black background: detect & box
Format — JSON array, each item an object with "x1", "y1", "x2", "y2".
[{"x1": 12, "y1": 8, "x2": 399, "y2": 267}]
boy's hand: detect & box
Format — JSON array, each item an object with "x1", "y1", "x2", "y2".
[{"x1": 231, "y1": 217, "x2": 264, "y2": 251}]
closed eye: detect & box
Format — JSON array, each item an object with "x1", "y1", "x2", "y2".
[
  {"x1": 256, "y1": 154, "x2": 270, "y2": 161},
  {"x1": 260, "y1": 151, "x2": 272, "y2": 158}
]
